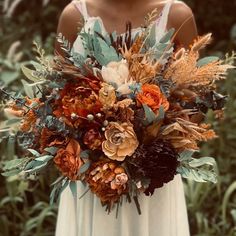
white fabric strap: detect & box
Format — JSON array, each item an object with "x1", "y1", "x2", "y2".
[
  {"x1": 72, "y1": 0, "x2": 89, "y2": 20},
  {"x1": 155, "y1": 0, "x2": 174, "y2": 42}
]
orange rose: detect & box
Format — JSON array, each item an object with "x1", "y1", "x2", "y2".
[
  {"x1": 136, "y1": 84, "x2": 169, "y2": 113},
  {"x1": 54, "y1": 139, "x2": 83, "y2": 181}
]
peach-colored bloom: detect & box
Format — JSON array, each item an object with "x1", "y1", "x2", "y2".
[{"x1": 54, "y1": 139, "x2": 83, "y2": 181}]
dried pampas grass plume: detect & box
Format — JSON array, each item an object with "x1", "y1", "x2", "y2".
[
  {"x1": 190, "y1": 33, "x2": 212, "y2": 52},
  {"x1": 174, "y1": 48, "x2": 186, "y2": 60}
]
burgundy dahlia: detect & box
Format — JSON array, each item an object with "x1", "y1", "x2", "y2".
[{"x1": 127, "y1": 139, "x2": 179, "y2": 196}]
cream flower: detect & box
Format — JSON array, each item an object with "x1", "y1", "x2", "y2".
[
  {"x1": 102, "y1": 122, "x2": 139, "y2": 161},
  {"x1": 98, "y1": 83, "x2": 116, "y2": 109},
  {"x1": 110, "y1": 173, "x2": 129, "y2": 190},
  {"x1": 101, "y1": 60, "x2": 134, "y2": 95}
]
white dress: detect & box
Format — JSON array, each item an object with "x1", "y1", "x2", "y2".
[{"x1": 56, "y1": 1, "x2": 190, "y2": 235}]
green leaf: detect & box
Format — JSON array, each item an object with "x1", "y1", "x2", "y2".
[
  {"x1": 2, "y1": 169, "x2": 22, "y2": 177},
  {"x1": 21, "y1": 65, "x2": 40, "y2": 82},
  {"x1": 79, "y1": 161, "x2": 91, "y2": 174},
  {"x1": 27, "y1": 149, "x2": 40, "y2": 157},
  {"x1": 69, "y1": 181, "x2": 77, "y2": 198},
  {"x1": 96, "y1": 38, "x2": 120, "y2": 65},
  {"x1": 189, "y1": 157, "x2": 216, "y2": 168},
  {"x1": 156, "y1": 105, "x2": 165, "y2": 121},
  {"x1": 178, "y1": 150, "x2": 195, "y2": 162},
  {"x1": 0, "y1": 71, "x2": 19, "y2": 85},
  {"x1": 51, "y1": 176, "x2": 65, "y2": 187},
  {"x1": 159, "y1": 28, "x2": 175, "y2": 43},
  {"x1": 80, "y1": 150, "x2": 90, "y2": 159},
  {"x1": 5, "y1": 118, "x2": 21, "y2": 126},
  {"x1": 35, "y1": 155, "x2": 54, "y2": 163},
  {"x1": 3, "y1": 157, "x2": 29, "y2": 171},
  {"x1": 143, "y1": 104, "x2": 156, "y2": 125},
  {"x1": 50, "y1": 179, "x2": 68, "y2": 205},
  {"x1": 57, "y1": 179, "x2": 70, "y2": 200},
  {"x1": 44, "y1": 147, "x2": 59, "y2": 155},
  {"x1": 222, "y1": 181, "x2": 236, "y2": 224},
  {"x1": 24, "y1": 162, "x2": 48, "y2": 174},
  {"x1": 177, "y1": 163, "x2": 217, "y2": 184},
  {"x1": 93, "y1": 19, "x2": 102, "y2": 34},
  {"x1": 146, "y1": 23, "x2": 156, "y2": 47},
  {"x1": 21, "y1": 79, "x2": 34, "y2": 98},
  {"x1": 197, "y1": 56, "x2": 219, "y2": 67}
]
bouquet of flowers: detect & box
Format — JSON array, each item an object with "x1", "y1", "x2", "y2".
[{"x1": 1, "y1": 13, "x2": 233, "y2": 214}]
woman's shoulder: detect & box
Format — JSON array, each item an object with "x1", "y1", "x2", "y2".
[
  {"x1": 59, "y1": 1, "x2": 83, "y2": 25},
  {"x1": 55, "y1": 2, "x2": 83, "y2": 55},
  {"x1": 168, "y1": 1, "x2": 194, "y2": 28}
]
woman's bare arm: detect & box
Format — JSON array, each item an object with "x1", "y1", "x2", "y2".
[
  {"x1": 55, "y1": 3, "x2": 82, "y2": 56},
  {"x1": 169, "y1": 1, "x2": 198, "y2": 48}
]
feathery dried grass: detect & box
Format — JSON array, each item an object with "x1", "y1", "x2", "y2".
[
  {"x1": 164, "y1": 35, "x2": 233, "y2": 87},
  {"x1": 160, "y1": 118, "x2": 217, "y2": 150}
]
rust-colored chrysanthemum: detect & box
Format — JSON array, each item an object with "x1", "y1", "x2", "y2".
[
  {"x1": 137, "y1": 84, "x2": 169, "y2": 113},
  {"x1": 54, "y1": 139, "x2": 83, "y2": 181},
  {"x1": 39, "y1": 127, "x2": 69, "y2": 153},
  {"x1": 86, "y1": 160, "x2": 128, "y2": 205},
  {"x1": 83, "y1": 129, "x2": 104, "y2": 150},
  {"x1": 53, "y1": 83, "x2": 102, "y2": 127}
]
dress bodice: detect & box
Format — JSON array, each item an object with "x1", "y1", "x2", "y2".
[{"x1": 71, "y1": 0, "x2": 174, "y2": 56}]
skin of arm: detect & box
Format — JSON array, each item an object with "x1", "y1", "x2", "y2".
[
  {"x1": 54, "y1": 3, "x2": 83, "y2": 56},
  {"x1": 55, "y1": 1, "x2": 198, "y2": 55},
  {"x1": 168, "y1": 1, "x2": 198, "y2": 48}
]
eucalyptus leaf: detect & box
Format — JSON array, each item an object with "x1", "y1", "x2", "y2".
[
  {"x1": 96, "y1": 38, "x2": 120, "y2": 65},
  {"x1": 44, "y1": 147, "x2": 59, "y2": 155},
  {"x1": 5, "y1": 118, "x2": 21, "y2": 126},
  {"x1": 58, "y1": 179, "x2": 70, "y2": 197},
  {"x1": 177, "y1": 162, "x2": 217, "y2": 184},
  {"x1": 51, "y1": 176, "x2": 65, "y2": 187},
  {"x1": 69, "y1": 181, "x2": 77, "y2": 198},
  {"x1": 2, "y1": 169, "x2": 22, "y2": 177},
  {"x1": 159, "y1": 28, "x2": 175, "y2": 43},
  {"x1": 197, "y1": 56, "x2": 219, "y2": 67},
  {"x1": 146, "y1": 23, "x2": 156, "y2": 48},
  {"x1": 189, "y1": 157, "x2": 216, "y2": 168},
  {"x1": 80, "y1": 150, "x2": 90, "y2": 159},
  {"x1": 21, "y1": 79, "x2": 34, "y2": 98},
  {"x1": 156, "y1": 106, "x2": 165, "y2": 121},
  {"x1": 93, "y1": 20, "x2": 102, "y2": 35},
  {"x1": 3, "y1": 157, "x2": 29, "y2": 171},
  {"x1": 0, "y1": 71, "x2": 19, "y2": 85},
  {"x1": 24, "y1": 162, "x2": 48, "y2": 174},
  {"x1": 27, "y1": 149, "x2": 40, "y2": 157},
  {"x1": 143, "y1": 104, "x2": 157, "y2": 125},
  {"x1": 178, "y1": 150, "x2": 195, "y2": 162},
  {"x1": 35, "y1": 155, "x2": 54, "y2": 163},
  {"x1": 21, "y1": 65, "x2": 40, "y2": 82},
  {"x1": 79, "y1": 161, "x2": 91, "y2": 174}
]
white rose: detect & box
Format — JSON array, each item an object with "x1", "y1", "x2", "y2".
[{"x1": 101, "y1": 60, "x2": 134, "y2": 95}]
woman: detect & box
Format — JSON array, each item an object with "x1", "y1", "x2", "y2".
[{"x1": 55, "y1": 0, "x2": 197, "y2": 235}]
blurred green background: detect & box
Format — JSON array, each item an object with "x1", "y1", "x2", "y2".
[{"x1": 0, "y1": 0, "x2": 236, "y2": 235}]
